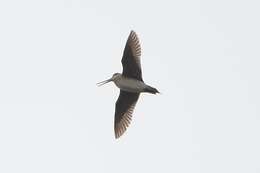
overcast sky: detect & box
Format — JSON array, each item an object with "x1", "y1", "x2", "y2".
[{"x1": 0, "y1": 0, "x2": 259, "y2": 173}]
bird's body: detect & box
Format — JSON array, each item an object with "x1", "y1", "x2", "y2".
[
  {"x1": 113, "y1": 73, "x2": 155, "y2": 93},
  {"x1": 97, "y1": 31, "x2": 159, "y2": 139}
]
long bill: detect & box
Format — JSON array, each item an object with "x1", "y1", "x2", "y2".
[{"x1": 96, "y1": 78, "x2": 112, "y2": 87}]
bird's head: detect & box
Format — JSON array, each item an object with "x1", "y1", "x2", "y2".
[
  {"x1": 112, "y1": 73, "x2": 121, "y2": 80},
  {"x1": 97, "y1": 73, "x2": 121, "y2": 86}
]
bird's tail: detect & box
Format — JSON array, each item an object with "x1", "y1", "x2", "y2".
[{"x1": 144, "y1": 85, "x2": 160, "y2": 94}]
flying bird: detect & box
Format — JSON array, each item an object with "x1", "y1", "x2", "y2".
[{"x1": 97, "y1": 30, "x2": 159, "y2": 139}]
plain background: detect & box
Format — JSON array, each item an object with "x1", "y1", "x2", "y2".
[{"x1": 0, "y1": 0, "x2": 259, "y2": 172}]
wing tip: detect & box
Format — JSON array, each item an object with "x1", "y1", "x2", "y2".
[
  {"x1": 114, "y1": 102, "x2": 135, "y2": 139},
  {"x1": 114, "y1": 120, "x2": 131, "y2": 139},
  {"x1": 127, "y1": 30, "x2": 141, "y2": 58},
  {"x1": 130, "y1": 30, "x2": 136, "y2": 35},
  {"x1": 115, "y1": 132, "x2": 121, "y2": 139},
  {"x1": 114, "y1": 127, "x2": 125, "y2": 139}
]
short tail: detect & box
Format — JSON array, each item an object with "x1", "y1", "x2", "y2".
[{"x1": 144, "y1": 85, "x2": 160, "y2": 94}]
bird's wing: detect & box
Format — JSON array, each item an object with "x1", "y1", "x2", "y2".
[
  {"x1": 114, "y1": 90, "x2": 140, "y2": 138},
  {"x1": 121, "y1": 30, "x2": 143, "y2": 81}
]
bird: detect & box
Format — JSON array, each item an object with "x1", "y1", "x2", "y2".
[{"x1": 97, "y1": 30, "x2": 159, "y2": 139}]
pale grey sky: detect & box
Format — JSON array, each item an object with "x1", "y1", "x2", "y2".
[{"x1": 0, "y1": 0, "x2": 259, "y2": 173}]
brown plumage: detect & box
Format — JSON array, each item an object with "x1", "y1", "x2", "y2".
[{"x1": 97, "y1": 30, "x2": 159, "y2": 139}]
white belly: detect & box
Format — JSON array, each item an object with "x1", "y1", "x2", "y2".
[{"x1": 114, "y1": 78, "x2": 146, "y2": 93}]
